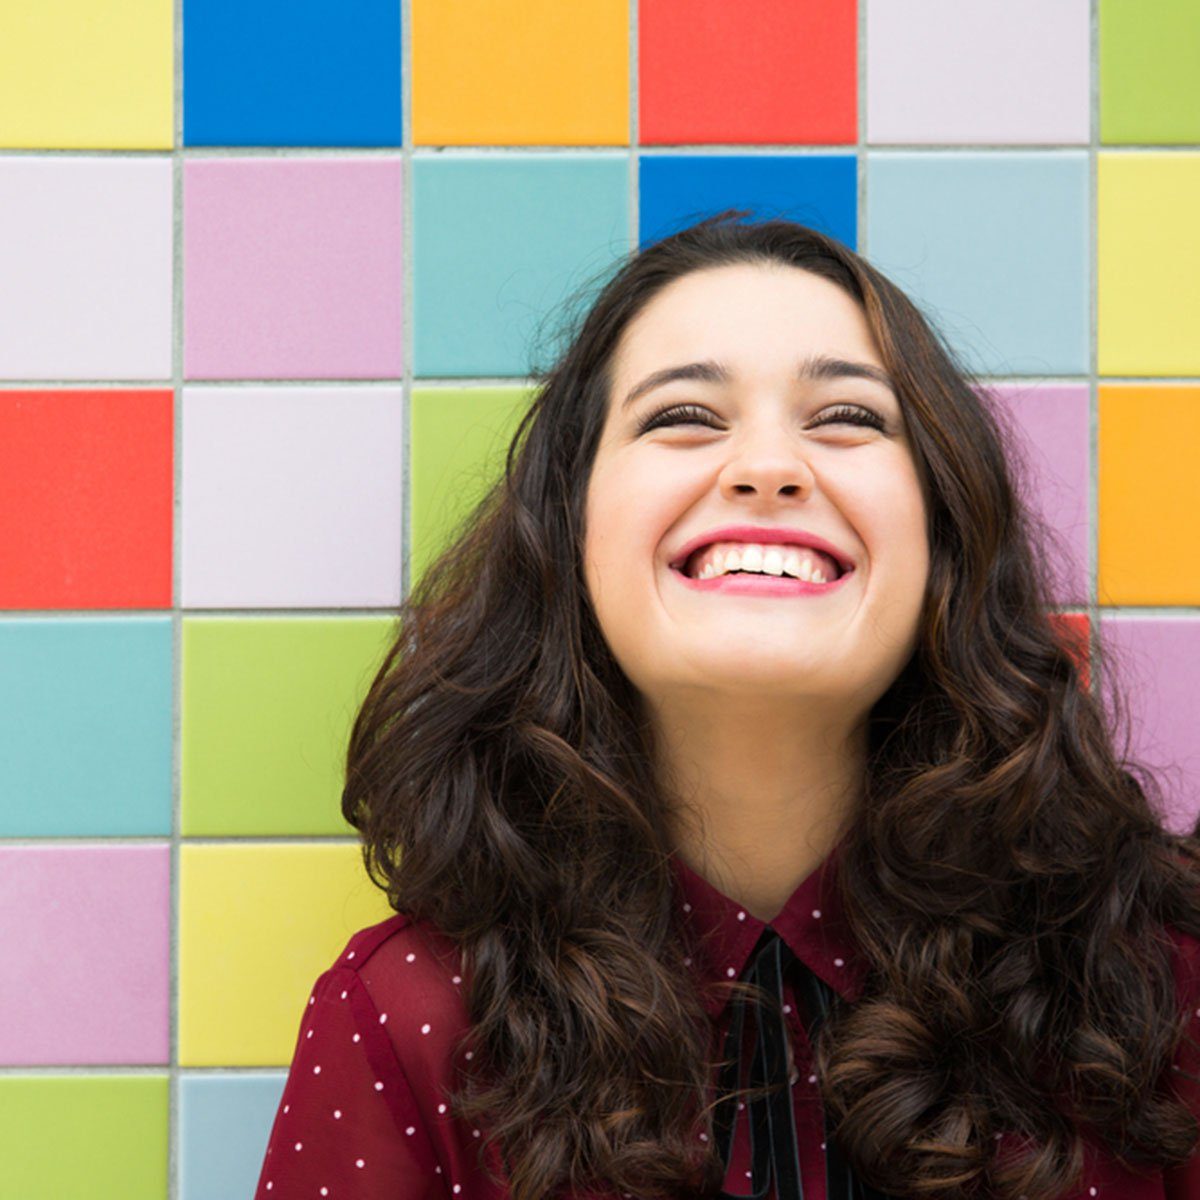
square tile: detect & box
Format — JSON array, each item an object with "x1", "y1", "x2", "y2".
[
  {"x1": 1098, "y1": 385, "x2": 1200, "y2": 606},
  {"x1": 411, "y1": 153, "x2": 629, "y2": 376},
  {"x1": 1098, "y1": 616, "x2": 1200, "y2": 834},
  {"x1": 180, "y1": 616, "x2": 394, "y2": 836},
  {"x1": 180, "y1": 386, "x2": 404, "y2": 607},
  {"x1": 0, "y1": 618, "x2": 172, "y2": 836},
  {"x1": 0, "y1": 390, "x2": 173, "y2": 610},
  {"x1": 985, "y1": 384, "x2": 1090, "y2": 606},
  {"x1": 1098, "y1": 153, "x2": 1200, "y2": 375},
  {"x1": 179, "y1": 1074, "x2": 286, "y2": 1200},
  {"x1": 0, "y1": 1076, "x2": 167, "y2": 1198},
  {"x1": 183, "y1": 158, "x2": 403, "y2": 379},
  {"x1": 639, "y1": 0, "x2": 856, "y2": 145},
  {"x1": 1100, "y1": 0, "x2": 1200, "y2": 144},
  {"x1": 184, "y1": 0, "x2": 401, "y2": 147},
  {"x1": 639, "y1": 153, "x2": 857, "y2": 250},
  {"x1": 0, "y1": 0, "x2": 172, "y2": 149},
  {"x1": 178, "y1": 844, "x2": 394, "y2": 1065},
  {"x1": 0, "y1": 159, "x2": 172, "y2": 378},
  {"x1": 409, "y1": 386, "x2": 532, "y2": 586},
  {"x1": 0, "y1": 845, "x2": 170, "y2": 1064},
  {"x1": 867, "y1": 152, "x2": 1089, "y2": 375},
  {"x1": 867, "y1": 0, "x2": 1089, "y2": 144},
  {"x1": 412, "y1": 0, "x2": 628, "y2": 145}
]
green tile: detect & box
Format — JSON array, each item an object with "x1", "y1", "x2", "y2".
[
  {"x1": 0, "y1": 1076, "x2": 167, "y2": 1199},
  {"x1": 1100, "y1": 0, "x2": 1200, "y2": 143},
  {"x1": 409, "y1": 386, "x2": 534, "y2": 588},
  {"x1": 180, "y1": 617, "x2": 395, "y2": 835}
]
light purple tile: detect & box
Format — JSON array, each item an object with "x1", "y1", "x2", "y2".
[
  {"x1": 0, "y1": 158, "x2": 172, "y2": 379},
  {"x1": 0, "y1": 844, "x2": 170, "y2": 1064},
  {"x1": 867, "y1": 0, "x2": 1090, "y2": 144},
  {"x1": 984, "y1": 384, "x2": 1089, "y2": 606},
  {"x1": 183, "y1": 157, "x2": 403, "y2": 379},
  {"x1": 180, "y1": 385, "x2": 404, "y2": 607},
  {"x1": 1098, "y1": 617, "x2": 1200, "y2": 835}
]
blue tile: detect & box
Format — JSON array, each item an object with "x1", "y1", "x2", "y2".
[
  {"x1": 183, "y1": 0, "x2": 402, "y2": 146},
  {"x1": 0, "y1": 618, "x2": 173, "y2": 836},
  {"x1": 866, "y1": 152, "x2": 1090, "y2": 376},
  {"x1": 638, "y1": 154, "x2": 858, "y2": 251},
  {"x1": 179, "y1": 1073, "x2": 286, "y2": 1200},
  {"x1": 412, "y1": 153, "x2": 630, "y2": 377}
]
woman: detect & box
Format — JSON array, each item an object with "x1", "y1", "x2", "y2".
[{"x1": 254, "y1": 212, "x2": 1200, "y2": 1200}]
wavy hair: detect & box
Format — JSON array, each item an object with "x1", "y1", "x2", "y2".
[{"x1": 341, "y1": 211, "x2": 1200, "y2": 1200}]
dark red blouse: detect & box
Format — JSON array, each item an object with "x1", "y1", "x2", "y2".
[{"x1": 254, "y1": 840, "x2": 1200, "y2": 1199}]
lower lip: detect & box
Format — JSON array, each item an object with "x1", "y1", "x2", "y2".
[{"x1": 669, "y1": 565, "x2": 855, "y2": 597}]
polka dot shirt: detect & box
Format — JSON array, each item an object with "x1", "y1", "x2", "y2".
[{"x1": 254, "y1": 842, "x2": 1200, "y2": 1198}]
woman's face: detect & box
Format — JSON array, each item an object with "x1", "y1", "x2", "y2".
[{"x1": 582, "y1": 262, "x2": 930, "y2": 716}]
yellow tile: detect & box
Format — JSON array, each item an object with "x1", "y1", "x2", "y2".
[
  {"x1": 179, "y1": 843, "x2": 395, "y2": 1066},
  {"x1": 412, "y1": 0, "x2": 628, "y2": 145},
  {"x1": 1098, "y1": 384, "x2": 1200, "y2": 605},
  {"x1": 1097, "y1": 153, "x2": 1200, "y2": 375},
  {"x1": 0, "y1": 0, "x2": 173, "y2": 149}
]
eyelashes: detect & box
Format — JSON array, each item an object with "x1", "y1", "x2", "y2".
[{"x1": 634, "y1": 402, "x2": 888, "y2": 437}]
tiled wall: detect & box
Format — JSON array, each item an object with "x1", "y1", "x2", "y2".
[{"x1": 0, "y1": 0, "x2": 1197, "y2": 1195}]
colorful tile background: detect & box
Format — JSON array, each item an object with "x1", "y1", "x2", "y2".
[{"x1": 0, "y1": 1, "x2": 1198, "y2": 1195}]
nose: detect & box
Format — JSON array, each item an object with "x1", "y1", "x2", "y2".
[{"x1": 717, "y1": 427, "x2": 818, "y2": 498}]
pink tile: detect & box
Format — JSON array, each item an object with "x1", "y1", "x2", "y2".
[
  {"x1": 0, "y1": 845, "x2": 170, "y2": 1064},
  {"x1": 984, "y1": 384, "x2": 1089, "y2": 606},
  {"x1": 183, "y1": 157, "x2": 403, "y2": 379},
  {"x1": 1098, "y1": 618, "x2": 1200, "y2": 836}
]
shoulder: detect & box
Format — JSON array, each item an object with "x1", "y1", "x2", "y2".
[{"x1": 323, "y1": 911, "x2": 472, "y2": 1085}]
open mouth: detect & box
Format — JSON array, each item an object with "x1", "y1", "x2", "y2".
[{"x1": 674, "y1": 544, "x2": 849, "y2": 584}]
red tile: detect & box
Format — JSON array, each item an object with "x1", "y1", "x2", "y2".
[
  {"x1": 639, "y1": 0, "x2": 857, "y2": 145},
  {"x1": 0, "y1": 390, "x2": 173, "y2": 610},
  {"x1": 1050, "y1": 611, "x2": 1091, "y2": 692}
]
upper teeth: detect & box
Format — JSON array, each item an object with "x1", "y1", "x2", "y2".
[{"x1": 688, "y1": 542, "x2": 839, "y2": 582}]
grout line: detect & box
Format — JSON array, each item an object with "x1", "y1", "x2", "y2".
[
  {"x1": 630, "y1": 0, "x2": 638, "y2": 249},
  {"x1": 1089, "y1": 0, "x2": 1100, "y2": 693},
  {"x1": 401, "y1": 0, "x2": 413, "y2": 603},
  {"x1": 858, "y1": 0, "x2": 867, "y2": 255},
  {"x1": 0, "y1": 142, "x2": 1196, "y2": 156},
  {"x1": 169, "y1": 0, "x2": 184, "y2": 1191}
]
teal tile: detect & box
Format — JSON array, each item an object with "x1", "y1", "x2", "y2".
[
  {"x1": 0, "y1": 618, "x2": 173, "y2": 836},
  {"x1": 412, "y1": 152, "x2": 630, "y2": 376},
  {"x1": 866, "y1": 152, "x2": 1089, "y2": 376}
]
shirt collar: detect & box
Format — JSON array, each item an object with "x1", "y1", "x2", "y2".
[{"x1": 670, "y1": 830, "x2": 868, "y2": 1018}]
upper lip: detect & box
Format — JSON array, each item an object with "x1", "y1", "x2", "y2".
[{"x1": 668, "y1": 525, "x2": 856, "y2": 577}]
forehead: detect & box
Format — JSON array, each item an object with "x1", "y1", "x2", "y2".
[{"x1": 611, "y1": 262, "x2": 882, "y2": 381}]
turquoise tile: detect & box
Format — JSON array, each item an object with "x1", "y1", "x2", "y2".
[
  {"x1": 179, "y1": 1073, "x2": 285, "y2": 1200},
  {"x1": 412, "y1": 152, "x2": 631, "y2": 377},
  {"x1": 866, "y1": 152, "x2": 1089, "y2": 376},
  {"x1": 0, "y1": 618, "x2": 173, "y2": 836}
]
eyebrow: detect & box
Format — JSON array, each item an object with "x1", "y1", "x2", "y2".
[{"x1": 620, "y1": 355, "x2": 897, "y2": 411}]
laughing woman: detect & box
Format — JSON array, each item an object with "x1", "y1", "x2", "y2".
[{"x1": 255, "y1": 212, "x2": 1200, "y2": 1200}]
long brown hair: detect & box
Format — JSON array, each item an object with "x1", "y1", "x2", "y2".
[{"x1": 342, "y1": 211, "x2": 1200, "y2": 1200}]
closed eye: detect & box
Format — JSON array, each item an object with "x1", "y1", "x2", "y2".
[{"x1": 634, "y1": 402, "x2": 888, "y2": 436}]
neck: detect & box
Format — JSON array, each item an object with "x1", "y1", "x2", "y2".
[{"x1": 654, "y1": 696, "x2": 865, "y2": 922}]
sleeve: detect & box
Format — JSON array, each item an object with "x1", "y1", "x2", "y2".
[
  {"x1": 1165, "y1": 929, "x2": 1200, "y2": 1199},
  {"x1": 253, "y1": 964, "x2": 444, "y2": 1200}
]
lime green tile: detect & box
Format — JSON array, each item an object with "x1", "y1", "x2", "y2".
[
  {"x1": 409, "y1": 386, "x2": 534, "y2": 588},
  {"x1": 179, "y1": 843, "x2": 394, "y2": 1065},
  {"x1": 180, "y1": 616, "x2": 395, "y2": 836},
  {"x1": 1100, "y1": 0, "x2": 1200, "y2": 143},
  {"x1": 0, "y1": 1075, "x2": 167, "y2": 1199}
]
